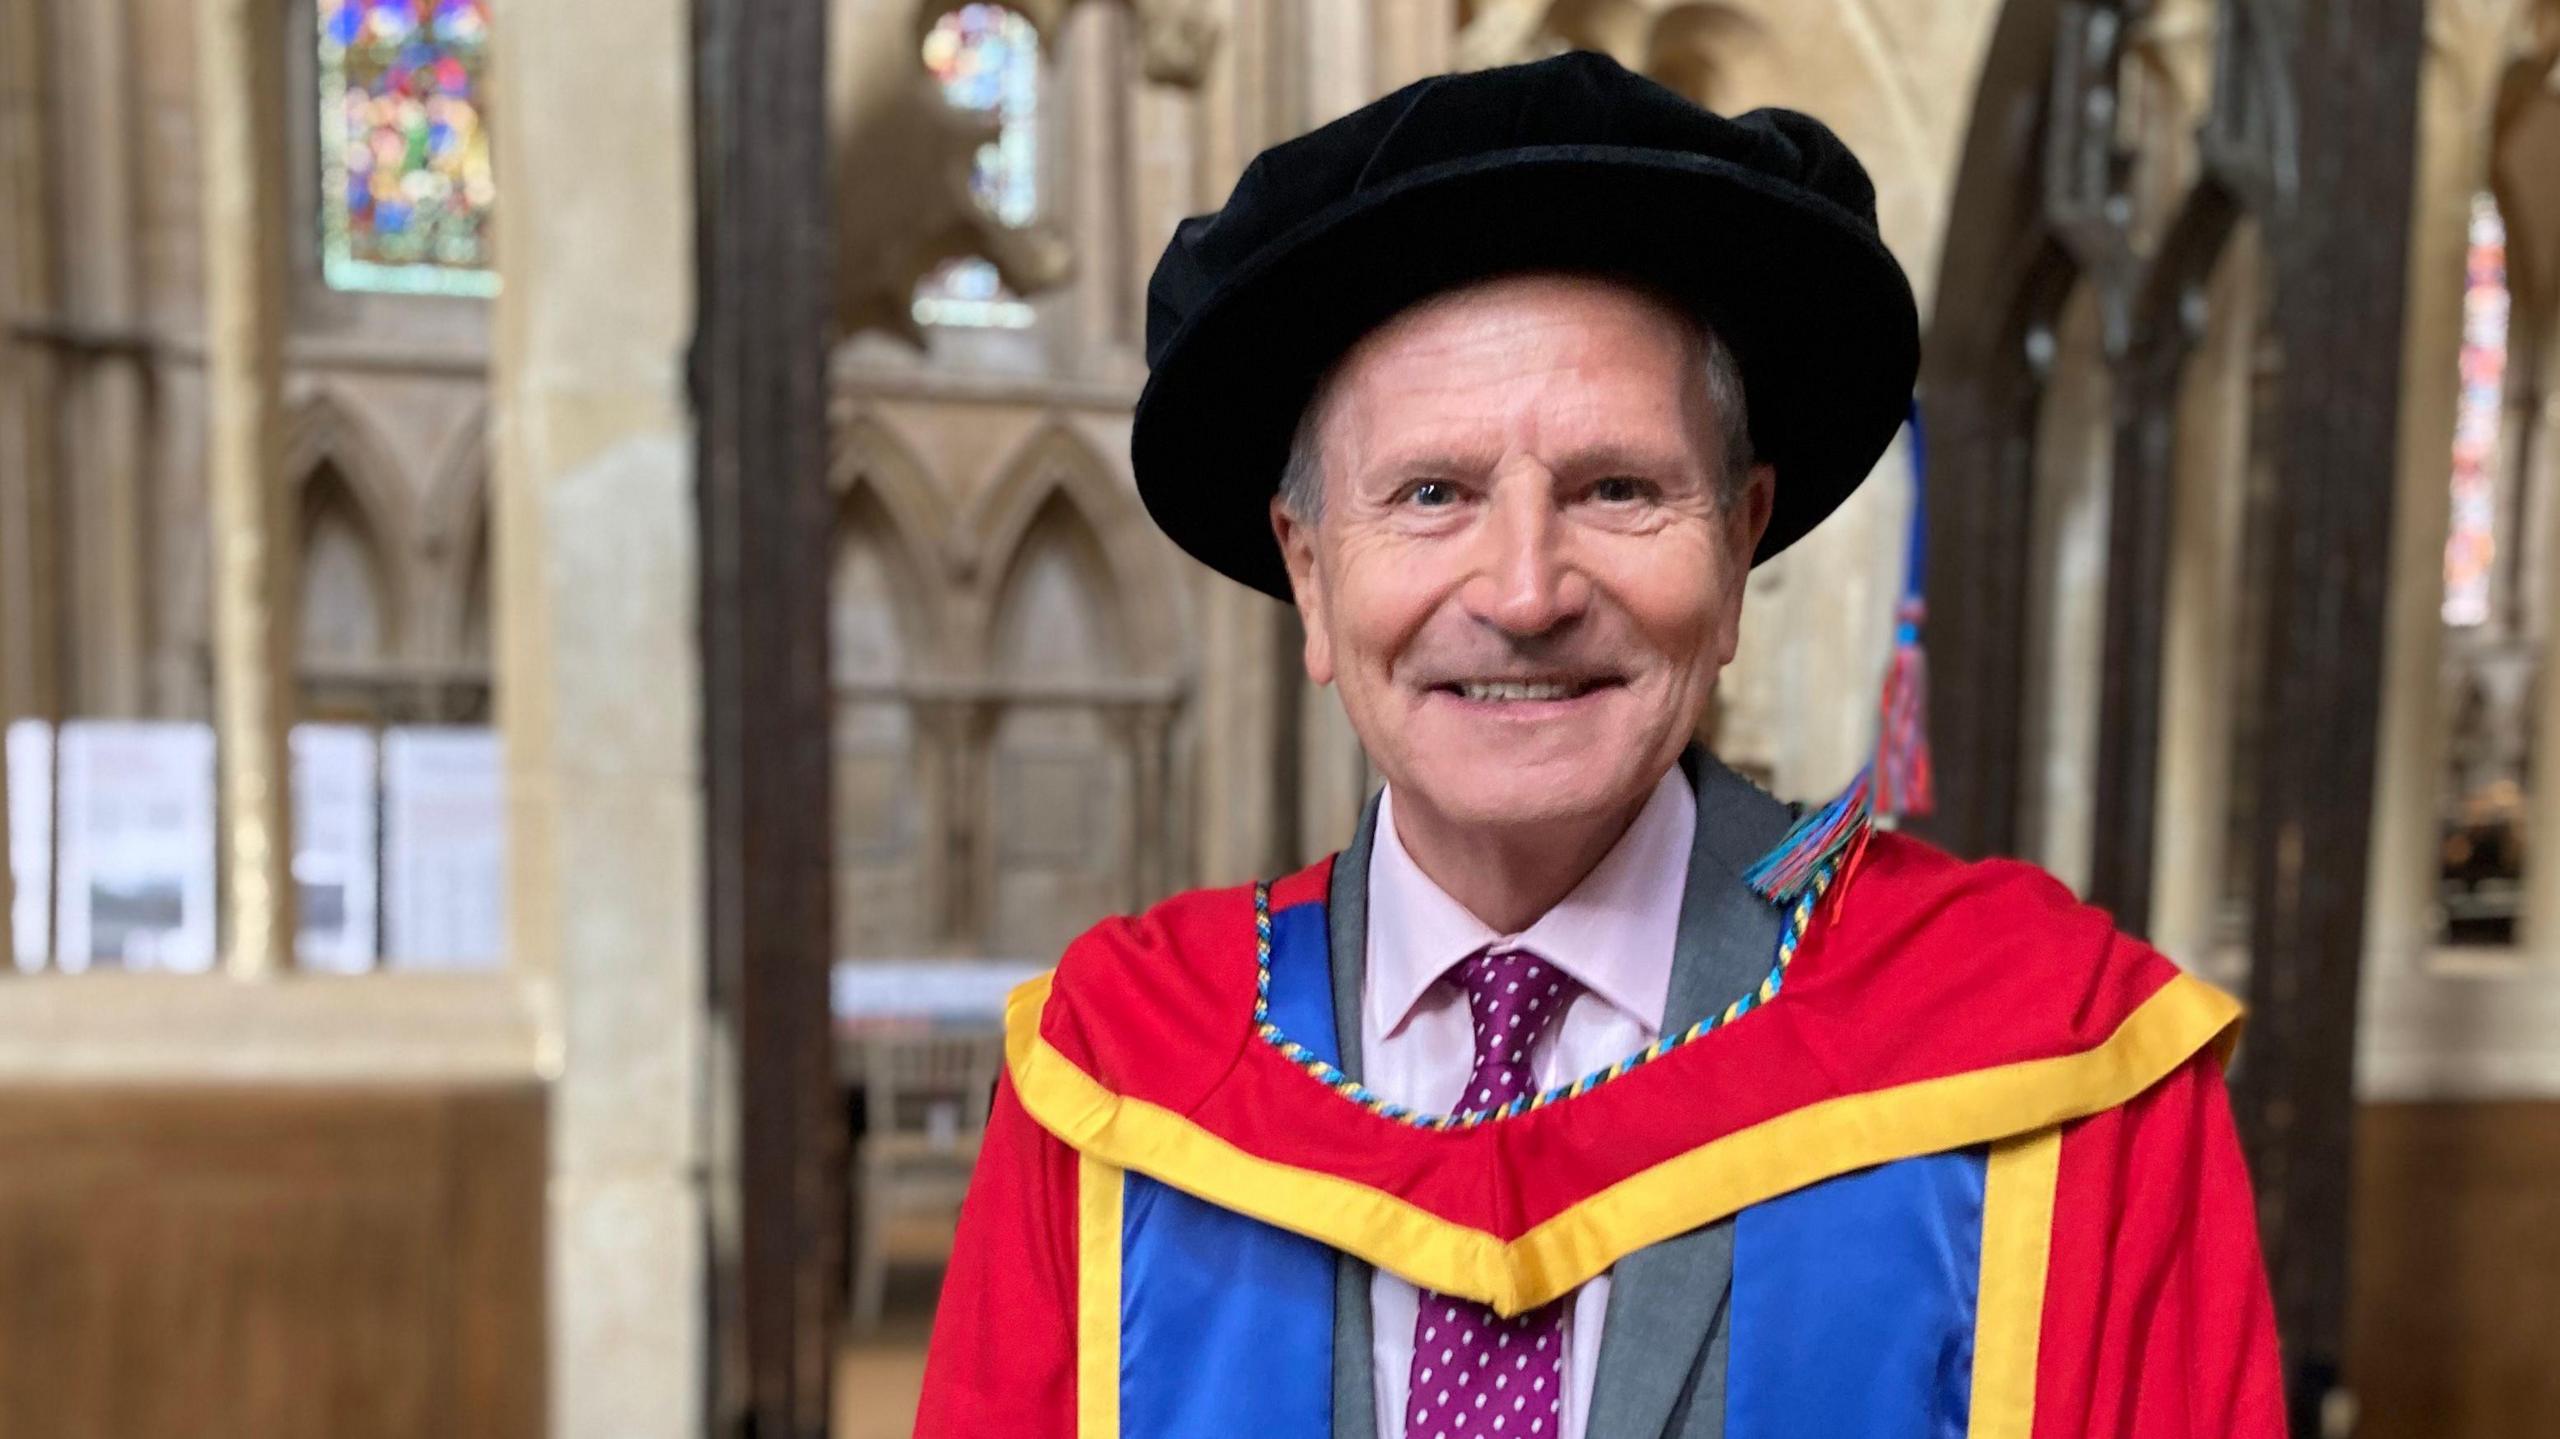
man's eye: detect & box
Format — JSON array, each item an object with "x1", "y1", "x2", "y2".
[
  {"x1": 1404, "y1": 480, "x2": 1458, "y2": 508},
  {"x1": 1591, "y1": 476, "x2": 1657, "y2": 504}
]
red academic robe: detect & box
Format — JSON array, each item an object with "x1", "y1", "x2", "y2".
[{"x1": 916, "y1": 830, "x2": 2285, "y2": 1439}]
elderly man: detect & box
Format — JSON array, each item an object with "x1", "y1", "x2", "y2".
[{"x1": 918, "y1": 53, "x2": 2282, "y2": 1439}]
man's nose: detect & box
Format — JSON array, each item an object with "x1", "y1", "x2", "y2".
[{"x1": 1461, "y1": 475, "x2": 1590, "y2": 637}]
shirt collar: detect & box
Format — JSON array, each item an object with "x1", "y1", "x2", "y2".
[{"x1": 1363, "y1": 765, "x2": 1696, "y2": 1044}]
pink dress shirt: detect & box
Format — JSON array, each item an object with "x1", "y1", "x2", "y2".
[{"x1": 1362, "y1": 767, "x2": 1696, "y2": 1439}]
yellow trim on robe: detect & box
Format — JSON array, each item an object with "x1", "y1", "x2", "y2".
[
  {"x1": 1007, "y1": 969, "x2": 2237, "y2": 1317},
  {"x1": 1076, "y1": 1152, "x2": 1123, "y2": 1439},
  {"x1": 1969, "y1": 1127, "x2": 2062, "y2": 1439}
]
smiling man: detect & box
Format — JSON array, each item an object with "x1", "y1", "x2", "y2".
[{"x1": 917, "y1": 52, "x2": 2283, "y2": 1439}]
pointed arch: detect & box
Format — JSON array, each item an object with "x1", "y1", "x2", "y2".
[
  {"x1": 986, "y1": 489, "x2": 1126, "y2": 681},
  {"x1": 282, "y1": 391, "x2": 416, "y2": 663},
  {"x1": 966, "y1": 421, "x2": 1174, "y2": 671},
  {"x1": 832, "y1": 480, "x2": 940, "y2": 684},
  {"x1": 980, "y1": 485, "x2": 1137, "y2": 955},
  {"x1": 297, "y1": 460, "x2": 400, "y2": 667}
]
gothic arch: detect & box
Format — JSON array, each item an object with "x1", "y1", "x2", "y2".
[
  {"x1": 964, "y1": 422, "x2": 1172, "y2": 671},
  {"x1": 282, "y1": 390, "x2": 417, "y2": 660},
  {"x1": 833, "y1": 479, "x2": 942, "y2": 679},
  {"x1": 835, "y1": 413, "x2": 954, "y2": 570},
  {"x1": 296, "y1": 460, "x2": 402, "y2": 664},
  {"x1": 984, "y1": 488, "x2": 1129, "y2": 679},
  {"x1": 283, "y1": 389, "x2": 420, "y2": 553}
]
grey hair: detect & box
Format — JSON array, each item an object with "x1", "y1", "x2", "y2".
[{"x1": 1274, "y1": 313, "x2": 1758, "y2": 524}]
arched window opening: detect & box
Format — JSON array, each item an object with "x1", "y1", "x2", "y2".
[
  {"x1": 2436, "y1": 190, "x2": 2528, "y2": 946},
  {"x1": 912, "y1": 4, "x2": 1040, "y2": 329},
  {"x1": 986, "y1": 496, "x2": 1130, "y2": 957},
  {"x1": 298, "y1": 466, "x2": 393, "y2": 679},
  {"x1": 2444, "y1": 191, "x2": 2509, "y2": 628}
]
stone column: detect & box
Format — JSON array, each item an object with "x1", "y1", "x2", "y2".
[
  {"x1": 2148, "y1": 230, "x2": 2259, "y2": 978},
  {"x1": 53, "y1": 0, "x2": 148, "y2": 716},
  {"x1": 194, "y1": 0, "x2": 296, "y2": 977},
  {"x1": 488, "y1": 0, "x2": 706, "y2": 1433},
  {"x1": 2363, "y1": 29, "x2": 2501, "y2": 977},
  {"x1": 2525, "y1": 341, "x2": 2560, "y2": 956},
  {"x1": 0, "y1": 0, "x2": 61, "y2": 729}
]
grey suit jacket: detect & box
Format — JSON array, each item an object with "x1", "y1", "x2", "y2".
[{"x1": 1323, "y1": 750, "x2": 1794, "y2": 1439}]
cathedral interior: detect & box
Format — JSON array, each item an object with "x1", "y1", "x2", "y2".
[{"x1": 0, "y1": 0, "x2": 2556, "y2": 1435}]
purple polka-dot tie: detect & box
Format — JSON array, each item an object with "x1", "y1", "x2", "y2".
[{"x1": 1406, "y1": 948, "x2": 1580, "y2": 1439}]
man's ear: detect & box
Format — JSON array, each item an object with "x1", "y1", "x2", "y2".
[
  {"x1": 1714, "y1": 462, "x2": 1777, "y2": 667},
  {"x1": 1736, "y1": 461, "x2": 1777, "y2": 558},
  {"x1": 1270, "y1": 496, "x2": 1334, "y2": 686}
]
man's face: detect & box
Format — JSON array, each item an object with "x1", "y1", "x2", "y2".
[{"x1": 1272, "y1": 274, "x2": 1775, "y2": 842}]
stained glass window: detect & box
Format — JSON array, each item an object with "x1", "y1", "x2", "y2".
[
  {"x1": 316, "y1": 0, "x2": 498, "y2": 298},
  {"x1": 913, "y1": 5, "x2": 1040, "y2": 329},
  {"x1": 2442, "y1": 191, "x2": 2508, "y2": 626}
]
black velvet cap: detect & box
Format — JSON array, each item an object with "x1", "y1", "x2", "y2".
[{"x1": 1132, "y1": 50, "x2": 1920, "y2": 600}]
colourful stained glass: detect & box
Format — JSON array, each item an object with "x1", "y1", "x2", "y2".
[
  {"x1": 913, "y1": 5, "x2": 1040, "y2": 329},
  {"x1": 2443, "y1": 192, "x2": 2508, "y2": 626},
  {"x1": 316, "y1": 0, "x2": 498, "y2": 298}
]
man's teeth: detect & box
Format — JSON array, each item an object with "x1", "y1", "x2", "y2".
[{"x1": 1456, "y1": 681, "x2": 1585, "y2": 702}]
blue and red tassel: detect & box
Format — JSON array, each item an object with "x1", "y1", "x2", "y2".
[{"x1": 1745, "y1": 401, "x2": 1932, "y2": 907}]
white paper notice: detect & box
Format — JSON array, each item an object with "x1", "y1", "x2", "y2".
[
  {"x1": 293, "y1": 724, "x2": 380, "y2": 973},
  {"x1": 382, "y1": 726, "x2": 504, "y2": 969},
  {"x1": 53, "y1": 720, "x2": 218, "y2": 973},
  {"x1": 6, "y1": 720, "x2": 50, "y2": 972}
]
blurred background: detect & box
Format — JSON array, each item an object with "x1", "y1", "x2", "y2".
[{"x1": 0, "y1": 0, "x2": 2553, "y2": 1436}]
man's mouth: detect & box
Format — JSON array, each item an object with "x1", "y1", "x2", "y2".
[{"x1": 1433, "y1": 676, "x2": 1619, "y2": 703}]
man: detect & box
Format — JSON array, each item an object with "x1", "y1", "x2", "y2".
[{"x1": 918, "y1": 52, "x2": 2282, "y2": 1439}]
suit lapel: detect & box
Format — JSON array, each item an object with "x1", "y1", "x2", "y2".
[
  {"x1": 1330, "y1": 796, "x2": 1383, "y2": 1439},
  {"x1": 1584, "y1": 751, "x2": 1792, "y2": 1439}
]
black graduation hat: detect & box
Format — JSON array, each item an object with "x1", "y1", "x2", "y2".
[{"x1": 1131, "y1": 49, "x2": 1922, "y2": 601}]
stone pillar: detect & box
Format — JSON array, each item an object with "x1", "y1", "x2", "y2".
[
  {"x1": 53, "y1": 0, "x2": 148, "y2": 716},
  {"x1": 2364, "y1": 29, "x2": 2502, "y2": 977},
  {"x1": 2525, "y1": 339, "x2": 2560, "y2": 956},
  {"x1": 2148, "y1": 230, "x2": 2260, "y2": 978},
  {"x1": 194, "y1": 0, "x2": 296, "y2": 977},
  {"x1": 0, "y1": 0, "x2": 60, "y2": 729},
  {"x1": 488, "y1": 0, "x2": 705, "y2": 1433}
]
